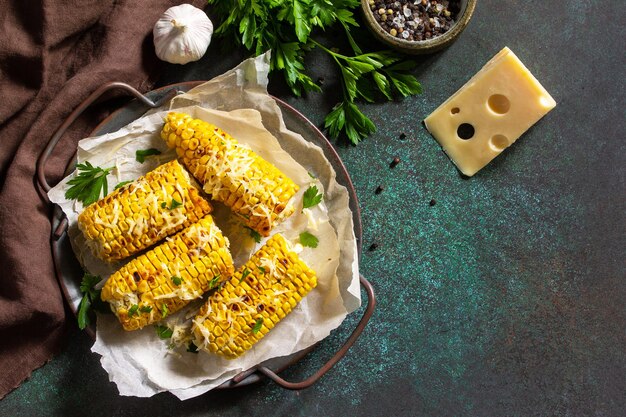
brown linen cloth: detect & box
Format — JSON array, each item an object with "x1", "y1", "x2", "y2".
[{"x1": 0, "y1": 0, "x2": 204, "y2": 398}]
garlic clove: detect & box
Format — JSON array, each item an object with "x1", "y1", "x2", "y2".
[{"x1": 153, "y1": 4, "x2": 213, "y2": 65}]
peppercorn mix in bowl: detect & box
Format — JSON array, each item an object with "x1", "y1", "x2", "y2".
[{"x1": 360, "y1": 0, "x2": 477, "y2": 54}]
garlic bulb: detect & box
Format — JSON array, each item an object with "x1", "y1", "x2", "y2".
[{"x1": 153, "y1": 4, "x2": 213, "y2": 65}]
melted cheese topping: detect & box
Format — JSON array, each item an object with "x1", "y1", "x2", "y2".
[{"x1": 199, "y1": 137, "x2": 282, "y2": 228}]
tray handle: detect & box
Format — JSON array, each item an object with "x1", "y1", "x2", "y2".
[
  {"x1": 232, "y1": 274, "x2": 376, "y2": 390},
  {"x1": 36, "y1": 82, "x2": 173, "y2": 193}
]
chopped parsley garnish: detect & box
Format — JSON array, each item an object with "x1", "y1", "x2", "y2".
[
  {"x1": 114, "y1": 180, "x2": 133, "y2": 190},
  {"x1": 169, "y1": 198, "x2": 182, "y2": 209},
  {"x1": 245, "y1": 226, "x2": 262, "y2": 243},
  {"x1": 77, "y1": 272, "x2": 104, "y2": 330},
  {"x1": 302, "y1": 186, "x2": 323, "y2": 209},
  {"x1": 160, "y1": 303, "x2": 169, "y2": 319},
  {"x1": 258, "y1": 266, "x2": 266, "y2": 274},
  {"x1": 209, "y1": 275, "x2": 221, "y2": 288},
  {"x1": 187, "y1": 342, "x2": 199, "y2": 353},
  {"x1": 65, "y1": 162, "x2": 112, "y2": 205},
  {"x1": 161, "y1": 199, "x2": 182, "y2": 210},
  {"x1": 299, "y1": 231, "x2": 319, "y2": 248},
  {"x1": 171, "y1": 276, "x2": 182, "y2": 286},
  {"x1": 252, "y1": 317, "x2": 264, "y2": 334},
  {"x1": 139, "y1": 306, "x2": 153, "y2": 313},
  {"x1": 156, "y1": 325, "x2": 173, "y2": 339},
  {"x1": 135, "y1": 148, "x2": 161, "y2": 163},
  {"x1": 239, "y1": 268, "x2": 250, "y2": 283},
  {"x1": 128, "y1": 304, "x2": 139, "y2": 317}
]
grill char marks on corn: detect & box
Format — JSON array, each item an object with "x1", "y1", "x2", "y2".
[
  {"x1": 100, "y1": 215, "x2": 234, "y2": 331},
  {"x1": 160, "y1": 112, "x2": 299, "y2": 237},
  {"x1": 77, "y1": 159, "x2": 212, "y2": 263},
  {"x1": 192, "y1": 234, "x2": 317, "y2": 359}
]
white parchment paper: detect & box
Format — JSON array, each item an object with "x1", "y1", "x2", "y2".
[{"x1": 48, "y1": 53, "x2": 360, "y2": 399}]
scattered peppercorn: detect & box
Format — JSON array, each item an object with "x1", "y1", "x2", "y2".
[
  {"x1": 369, "y1": 0, "x2": 460, "y2": 41},
  {"x1": 399, "y1": 133, "x2": 406, "y2": 140},
  {"x1": 390, "y1": 157, "x2": 400, "y2": 168},
  {"x1": 375, "y1": 185, "x2": 384, "y2": 194},
  {"x1": 429, "y1": 199, "x2": 436, "y2": 206},
  {"x1": 369, "y1": 243, "x2": 379, "y2": 251}
]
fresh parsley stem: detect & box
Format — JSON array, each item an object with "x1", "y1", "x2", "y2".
[{"x1": 309, "y1": 40, "x2": 352, "y2": 100}]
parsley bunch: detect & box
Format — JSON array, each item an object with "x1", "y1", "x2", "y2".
[{"x1": 207, "y1": 0, "x2": 422, "y2": 144}]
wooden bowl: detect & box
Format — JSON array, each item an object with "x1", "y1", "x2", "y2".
[{"x1": 360, "y1": 0, "x2": 477, "y2": 54}]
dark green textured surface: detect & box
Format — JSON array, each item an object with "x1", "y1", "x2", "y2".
[{"x1": 3, "y1": 1, "x2": 625, "y2": 416}]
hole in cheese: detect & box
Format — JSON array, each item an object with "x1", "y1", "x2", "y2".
[
  {"x1": 487, "y1": 94, "x2": 511, "y2": 114},
  {"x1": 489, "y1": 134, "x2": 510, "y2": 151},
  {"x1": 457, "y1": 123, "x2": 475, "y2": 140},
  {"x1": 451, "y1": 107, "x2": 460, "y2": 115}
]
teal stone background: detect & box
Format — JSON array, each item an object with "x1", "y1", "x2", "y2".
[{"x1": 2, "y1": 0, "x2": 624, "y2": 416}]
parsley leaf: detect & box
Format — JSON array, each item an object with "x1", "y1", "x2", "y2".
[
  {"x1": 65, "y1": 162, "x2": 112, "y2": 206},
  {"x1": 209, "y1": 274, "x2": 221, "y2": 288},
  {"x1": 77, "y1": 294, "x2": 91, "y2": 331},
  {"x1": 114, "y1": 180, "x2": 133, "y2": 190},
  {"x1": 299, "y1": 231, "x2": 319, "y2": 248},
  {"x1": 258, "y1": 266, "x2": 266, "y2": 274},
  {"x1": 161, "y1": 199, "x2": 183, "y2": 210},
  {"x1": 156, "y1": 325, "x2": 173, "y2": 339},
  {"x1": 140, "y1": 306, "x2": 153, "y2": 313},
  {"x1": 128, "y1": 304, "x2": 139, "y2": 317},
  {"x1": 169, "y1": 198, "x2": 182, "y2": 209},
  {"x1": 273, "y1": 42, "x2": 321, "y2": 97},
  {"x1": 325, "y1": 101, "x2": 376, "y2": 145},
  {"x1": 160, "y1": 303, "x2": 169, "y2": 319},
  {"x1": 239, "y1": 268, "x2": 250, "y2": 283},
  {"x1": 303, "y1": 186, "x2": 323, "y2": 209},
  {"x1": 135, "y1": 148, "x2": 161, "y2": 163},
  {"x1": 245, "y1": 227, "x2": 262, "y2": 243},
  {"x1": 80, "y1": 273, "x2": 101, "y2": 296},
  {"x1": 252, "y1": 317, "x2": 264, "y2": 334},
  {"x1": 171, "y1": 276, "x2": 182, "y2": 286},
  {"x1": 77, "y1": 273, "x2": 104, "y2": 330}
]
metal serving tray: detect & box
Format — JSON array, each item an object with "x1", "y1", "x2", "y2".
[{"x1": 36, "y1": 81, "x2": 375, "y2": 390}]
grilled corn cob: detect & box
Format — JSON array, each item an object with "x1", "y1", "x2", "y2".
[
  {"x1": 77, "y1": 159, "x2": 212, "y2": 262},
  {"x1": 101, "y1": 215, "x2": 234, "y2": 331},
  {"x1": 192, "y1": 234, "x2": 317, "y2": 359},
  {"x1": 160, "y1": 112, "x2": 299, "y2": 237}
]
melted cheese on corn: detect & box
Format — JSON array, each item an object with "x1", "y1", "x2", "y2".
[
  {"x1": 77, "y1": 159, "x2": 212, "y2": 263},
  {"x1": 100, "y1": 215, "x2": 234, "y2": 331},
  {"x1": 191, "y1": 234, "x2": 317, "y2": 358},
  {"x1": 161, "y1": 113, "x2": 299, "y2": 237}
]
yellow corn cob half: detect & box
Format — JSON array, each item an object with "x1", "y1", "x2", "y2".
[
  {"x1": 77, "y1": 159, "x2": 212, "y2": 262},
  {"x1": 192, "y1": 233, "x2": 317, "y2": 359},
  {"x1": 160, "y1": 112, "x2": 299, "y2": 237},
  {"x1": 100, "y1": 215, "x2": 234, "y2": 331}
]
